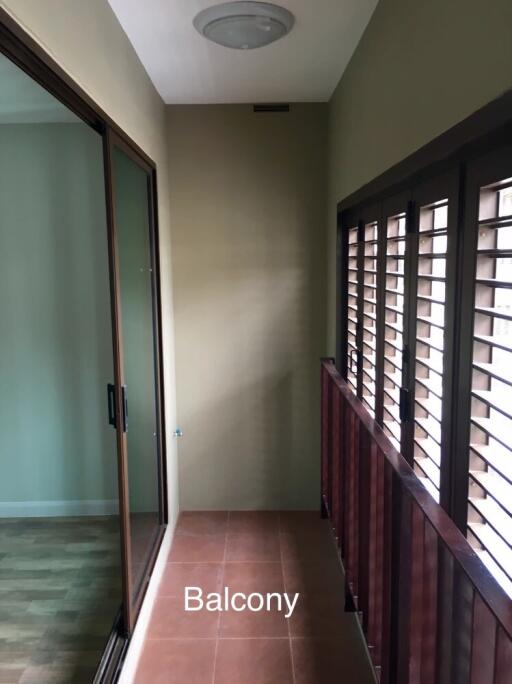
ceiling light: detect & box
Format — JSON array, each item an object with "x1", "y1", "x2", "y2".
[{"x1": 193, "y1": 2, "x2": 295, "y2": 50}]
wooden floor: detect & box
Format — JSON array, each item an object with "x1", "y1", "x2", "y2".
[{"x1": 0, "y1": 517, "x2": 122, "y2": 684}]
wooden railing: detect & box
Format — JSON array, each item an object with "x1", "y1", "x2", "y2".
[{"x1": 321, "y1": 358, "x2": 512, "y2": 684}]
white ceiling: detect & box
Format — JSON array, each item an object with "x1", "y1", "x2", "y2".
[{"x1": 107, "y1": 0, "x2": 378, "y2": 104}]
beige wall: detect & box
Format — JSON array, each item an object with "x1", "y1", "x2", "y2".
[
  {"x1": 326, "y1": 0, "x2": 512, "y2": 351},
  {"x1": 1, "y1": 0, "x2": 179, "y2": 524},
  {"x1": 168, "y1": 104, "x2": 327, "y2": 510}
]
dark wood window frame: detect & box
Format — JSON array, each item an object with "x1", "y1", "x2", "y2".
[
  {"x1": 0, "y1": 9, "x2": 169, "y2": 683},
  {"x1": 337, "y1": 91, "x2": 512, "y2": 540}
]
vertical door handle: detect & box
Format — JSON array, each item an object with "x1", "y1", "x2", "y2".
[
  {"x1": 107, "y1": 383, "x2": 116, "y2": 427},
  {"x1": 121, "y1": 385, "x2": 128, "y2": 433}
]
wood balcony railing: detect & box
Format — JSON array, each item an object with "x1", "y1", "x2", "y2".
[{"x1": 320, "y1": 358, "x2": 512, "y2": 684}]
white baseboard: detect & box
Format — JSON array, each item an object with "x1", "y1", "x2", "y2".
[
  {"x1": 0, "y1": 499, "x2": 119, "y2": 517},
  {"x1": 118, "y1": 523, "x2": 174, "y2": 684}
]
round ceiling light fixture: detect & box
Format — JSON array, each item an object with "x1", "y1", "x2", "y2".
[{"x1": 193, "y1": 2, "x2": 295, "y2": 50}]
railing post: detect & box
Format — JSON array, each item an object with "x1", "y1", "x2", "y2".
[
  {"x1": 321, "y1": 358, "x2": 336, "y2": 519},
  {"x1": 358, "y1": 427, "x2": 372, "y2": 634},
  {"x1": 320, "y1": 360, "x2": 332, "y2": 519},
  {"x1": 331, "y1": 386, "x2": 341, "y2": 542},
  {"x1": 388, "y1": 475, "x2": 413, "y2": 684}
]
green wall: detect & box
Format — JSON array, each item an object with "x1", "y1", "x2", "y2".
[
  {"x1": 327, "y1": 0, "x2": 512, "y2": 352},
  {"x1": 0, "y1": 123, "x2": 118, "y2": 509}
]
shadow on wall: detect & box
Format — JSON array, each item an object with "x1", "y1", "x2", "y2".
[
  {"x1": 168, "y1": 104, "x2": 328, "y2": 511},
  {"x1": 174, "y1": 253, "x2": 322, "y2": 510}
]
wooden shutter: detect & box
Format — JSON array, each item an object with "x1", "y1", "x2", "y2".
[
  {"x1": 458, "y1": 148, "x2": 512, "y2": 597},
  {"x1": 406, "y1": 173, "x2": 459, "y2": 504},
  {"x1": 361, "y1": 219, "x2": 379, "y2": 418},
  {"x1": 381, "y1": 207, "x2": 408, "y2": 450},
  {"x1": 346, "y1": 223, "x2": 360, "y2": 394}
]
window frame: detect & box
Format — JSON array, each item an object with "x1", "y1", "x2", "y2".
[{"x1": 336, "y1": 94, "x2": 512, "y2": 537}]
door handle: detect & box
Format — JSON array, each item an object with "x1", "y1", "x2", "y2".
[
  {"x1": 107, "y1": 383, "x2": 128, "y2": 432},
  {"x1": 121, "y1": 385, "x2": 128, "y2": 433},
  {"x1": 107, "y1": 383, "x2": 116, "y2": 428}
]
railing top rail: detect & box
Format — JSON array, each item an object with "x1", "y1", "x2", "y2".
[{"x1": 321, "y1": 358, "x2": 512, "y2": 638}]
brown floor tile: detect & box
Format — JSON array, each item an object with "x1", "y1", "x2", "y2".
[
  {"x1": 214, "y1": 638, "x2": 293, "y2": 684},
  {"x1": 288, "y1": 593, "x2": 348, "y2": 637},
  {"x1": 219, "y1": 601, "x2": 289, "y2": 637},
  {"x1": 176, "y1": 511, "x2": 229, "y2": 537},
  {"x1": 291, "y1": 637, "x2": 376, "y2": 684},
  {"x1": 226, "y1": 532, "x2": 280, "y2": 562},
  {"x1": 279, "y1": 532, "x2": 338, "y2": 563},
  {"x1": 228, "y1": 511, "x2": 280, "y2": 534},
  {"x1": 135, "y1": 512, "x2": 374, "y2": 684},
  {"x1": 168, "y1": 534, "x2": 226, "y2": 562},
  {"x1": 282, "y1": 559, "x2": 344, "y2": 595},
  {"x1": 278, "y1": 511, "x2": 329, "y2": 535},
  {"x1": 134, "y1": 639, "x2": 216, "y2": 684},
  {"x1": 147, "y1": 597, "x2": 219, "y2": 639},
  {"x1": 159, "y1": 562, "x2": 223, "y2": 597},
  {"x1": 223, "y1": 562, "x2": 284, "y2": 593}
]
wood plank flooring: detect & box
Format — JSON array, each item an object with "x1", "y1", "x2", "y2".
[{"x1": 0, "y1": 517, "x2": 122, "y2": 684}]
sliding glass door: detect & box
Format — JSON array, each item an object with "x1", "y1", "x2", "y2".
[
  {"x1": 107, "y1": 133, "x2": 166, "y2": 629},
  {"x1": 0, "y1": 52, "x2": 123, "y2": 683},
  {"x1": 0, "y1": 21, "x2": 168, "y2": 679}
]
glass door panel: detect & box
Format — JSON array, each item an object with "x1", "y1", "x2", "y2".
[
  {"x1": 0, "y1": 52, "x2": 123, "y2": 681},
  {"x1": 110, "y1": 141, "x2": 164, "y2": 615}
]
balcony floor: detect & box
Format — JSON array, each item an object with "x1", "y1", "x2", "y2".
[{"x1": 135, "y1": 510, "x2": 375, "y2": 684}]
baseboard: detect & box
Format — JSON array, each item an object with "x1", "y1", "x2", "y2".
[
  {"x1": 0, "y1": 499, "x2": 119, "y2": 517},
  {"x1": 117, "y1": 522, "x2": 175, "y2": 684}
]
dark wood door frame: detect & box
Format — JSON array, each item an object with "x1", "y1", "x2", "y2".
[
  {"x1": 0, "y1": 7, "x2": 169, "y2": 680},
  {"x1": 106, "y1": 129, "x2": 168, "y2": 632}
]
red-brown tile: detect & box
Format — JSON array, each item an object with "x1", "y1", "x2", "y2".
[
  {"x1": 279, "y1": 511, "x2": 330, "y2": 535},
  {"x1": 159, "y1": 562, "x2": 223, "y2": 597},
  {"x1": 288, "y1": 593, "x2": 348, "y2": 637},
  {"x1": 226, "y1": 532, "x2": 280, "y2": 562},
  {"x1": 176, "y1": 511, "x2": 229, "y2": 536},
  {"x1": 168, "y1": 534, "x2": 226, "y2": 562},
  {"x1": 283, "y1": 559, "x2": 344, "y2": 595},
  {"x1": 228, "y1": 511, "x2": 279, "y2": 534},
  {"x1": 219, "y1": 600, "x2": 289, "y2": 637},
  {"x1": 223, "y1": 562, "x2": 284, "y2": 593},
  {"x1": 280, "y1": 532, "x2": 337, "y2": 562},
  {"x1": 291, "y1": 637, "x2": 375, "y2": 684},
  {"x1": 215, "y1": 638, "x2": 293, "y2": 684},
  {"x1": 147, "y1": 596, "x2": 219, "y2": 638},
  {"x1": 134, "y1": 638, "x2": 216, "y2": 684}
]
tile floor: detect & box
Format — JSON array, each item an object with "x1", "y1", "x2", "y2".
[{"x1": 134, "y1": 511, "x2": 375, "y2": 684}]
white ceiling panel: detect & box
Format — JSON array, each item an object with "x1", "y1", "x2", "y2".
[{"x1": 107, "y1": 0, "x2": 377, "y2": 104}]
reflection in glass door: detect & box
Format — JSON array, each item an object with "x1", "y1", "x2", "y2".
[
  {"x1": 0, "y1": 52, "x2": 123, "y2": 682},
  {"x1": 110, "y1": 137, "x2": 165, "y2": 622}
]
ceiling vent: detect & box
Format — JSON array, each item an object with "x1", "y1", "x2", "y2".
[{"x1": 253, "y1": 104, "x2": 290, "y2": 113}]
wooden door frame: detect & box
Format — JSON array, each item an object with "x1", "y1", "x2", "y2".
[
  {"x1": 0, "y1": 6, "x2": 169, "y2": 677},
  {"x1": 107, "y1": 129, "x2": 168, "y2": 631}
]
